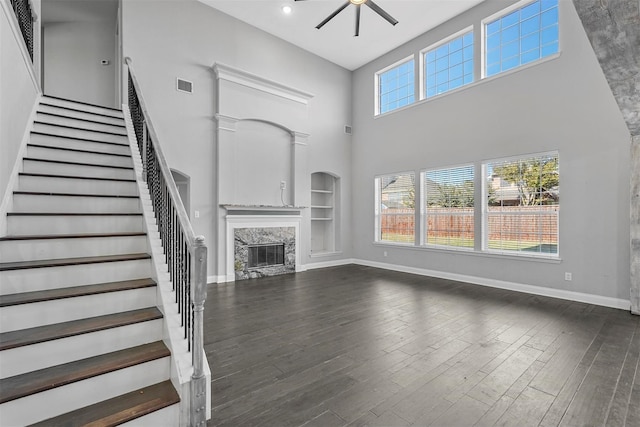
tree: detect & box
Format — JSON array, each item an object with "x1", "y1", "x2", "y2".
[
  {"x1": 493, "y1": 157, "x2": 558, "y2": 206},
  {"x1": 428, "y1": 181, "x2": 474, "y2": 208}
]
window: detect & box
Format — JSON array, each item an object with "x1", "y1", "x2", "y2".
[
  {"x1": 423, "y1": 165, "x2": 475, "y2": 249},
  {"x1": 484, "y1": 0, "x2": 559, "y2": 77},
  {"x1": 377, "y1": 57, "x2": 415, "y2": 114},
  {"x1": 485, "y1": 152, "x2": 559, "y2": 256},
  {"x1": 423, "y1": 30, "x2": 474, "y2": 99},
  {"x1": 375, "y1": 172, "x2": 415, "y2": 243}
]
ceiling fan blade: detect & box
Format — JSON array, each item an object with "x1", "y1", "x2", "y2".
[
  {"x1": 355, "y1": 4, "x2": 361, "y2": 36},
  {"x1": 316, "y1": 1, "x2": 351, "y2": 29},
  {"x1": 365, "y1": 0, "x2": 399, "y2": 26}
]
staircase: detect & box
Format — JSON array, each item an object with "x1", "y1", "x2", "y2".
[{"x1": 0, "y1": 96, "x2": 180, "y2": 426}]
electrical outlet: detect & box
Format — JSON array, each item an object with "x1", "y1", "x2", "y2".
[
  {"x1": 194, "y1": 210, "x2": 200, "y2": 218},
  {"x1": 564, "y1": 272, "x2": 572, "y2": 281},
  {"x1": 280, "y1": 181, "x2": 287, "y2": 190},
  {"x1": 383, "y1": 251, "x2": 388, "y2": 257}
]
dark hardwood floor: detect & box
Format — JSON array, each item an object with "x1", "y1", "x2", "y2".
[{"x1": 204, "y1": 265, "x2": 640, "y2": 426}]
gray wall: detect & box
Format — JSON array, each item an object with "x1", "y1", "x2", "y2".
[
  {"x1": 43, "y1": 21, "x2": 117, "y2": 108},
  {"x1": 1, "y1": 1, "x2": 41, "y2": 231},
  {"x1": 121, "y1": 0, "x2": 353, "y2": 278},
  {"x1": 351, "y1": 0, "x2": 631, "y2": 301}
]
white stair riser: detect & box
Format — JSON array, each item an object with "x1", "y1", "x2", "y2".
[
  {"x1": 23, "y1": 160, "x2": 135, "y2": 180},
  {"x1": 120, "y1": 403, "x2": 180, "y2": 427},
  {"x1": 0, "y1": 287, "x2": 157, "y2": 333},
  {"x1": 0, "y1": 319, "x2": 163, "y2": 379},
  {"x1": 13, "y1": 194, "x2": 141, "y2": 213},
  {"x1": 33, "y1": 123, "x2": 128, "y2": 145},
  {"x1": 41, "y1": 97, "x2": 123, "y2": 119},
  {"x1": 0, "y1": 259, "x2": 151, "y2": 294},
  {"x1": 36, "y1": 113, "x2": 127, "y2": 135},
  {"x1": 38, "y1": 104, "x2": 125, "y2": 127},
  {"x1": 0, "y1": 235, "x2": 148, "y2": 263},
  {"x1": 26, "y1": 145, "x2": 133, "y2": 168},
  {"x1": 19, "y1": 175, "x2": 138, "y2": 196},
  {"x1": 30, "y1": 133, "x2": 130, "y2": 156},
  {"x1": 0, "y1": 357, "x2": 170, "y2": 426},
  {"x1": 7, "y1": 214, "x2": 144, "y2": 235}
]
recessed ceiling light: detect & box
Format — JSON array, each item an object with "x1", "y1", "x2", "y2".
[{"x1": 282, "y1": 5, "x2": 292, "y2": 15}]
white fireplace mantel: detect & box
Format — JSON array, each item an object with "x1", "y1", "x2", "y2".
[{"x1": 225, "y1": 214, "x2": 302, "y2": 282}]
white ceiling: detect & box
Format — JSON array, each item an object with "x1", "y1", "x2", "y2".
[{"x1": 199, "y1": 0, "x2": 486, "y2": 70}]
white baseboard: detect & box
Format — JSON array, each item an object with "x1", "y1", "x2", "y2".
[
  {"x1": 207, "y1": 275, "x2": 226, "y2": 284},
  {"x1": 352, "y1": 259, "x2": 631, "y2": 311},
  {"x1": 305, "y1": 258, "x2": 357, "y2": 271}
]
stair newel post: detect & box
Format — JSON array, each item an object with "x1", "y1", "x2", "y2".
[{"x1": 190, "y1": 235, "x2": 208, "y2": 426}]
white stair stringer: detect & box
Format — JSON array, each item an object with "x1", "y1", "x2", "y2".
[
  {"x1": 0, "y1": 357, "x2": 170, "y2": 426},
  {"x1": 123, "y1": 105, "x2": 210, "y2": 425}
]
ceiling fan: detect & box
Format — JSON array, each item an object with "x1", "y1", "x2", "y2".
[{"x1": 294, "y1": 0, "x2": 398, "y2": 37}]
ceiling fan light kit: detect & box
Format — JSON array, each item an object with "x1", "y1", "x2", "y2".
[{"x1": 294, "y1": 0, "x2": 398, "y2": 36}]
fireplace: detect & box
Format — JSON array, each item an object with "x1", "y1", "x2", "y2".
[
  {"x1": 224, "y1": 205, "x2": 303, "y2": 282},
  {"x1": 248, "y1": 243, "x2": 285, "y2": 268}
]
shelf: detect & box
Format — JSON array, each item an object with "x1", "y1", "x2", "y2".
[
  {"x1": 311, "y1": 205, "x2": 333, "y2": 209},
  {"x1": 311, "y1": 189, "x2": 333, "y2": 194},
  {"x1": 311, "y1": 218, "x2": 333, "y2": 221}
]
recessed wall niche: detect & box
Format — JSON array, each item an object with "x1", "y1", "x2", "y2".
[{"x1": 311, "y1": 172, "x2": 340, "y2": 255}]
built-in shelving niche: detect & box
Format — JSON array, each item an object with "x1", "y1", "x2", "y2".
[{"x1": 310, "y1": 172, "x2": 340, "y2": 255}]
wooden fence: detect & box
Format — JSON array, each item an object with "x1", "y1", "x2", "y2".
[{"x1": 380, "y1": 206, "x2": 558, "y2": 243}]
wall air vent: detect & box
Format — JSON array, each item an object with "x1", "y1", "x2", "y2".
[{"x1": 177, "y1": 78, "x2": 193, "y2": 94}]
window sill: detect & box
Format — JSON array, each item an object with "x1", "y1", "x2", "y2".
[{"x1": 372, "y1": 241, "x2": 562, "y2": 264}]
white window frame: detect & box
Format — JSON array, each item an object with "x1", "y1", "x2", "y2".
[
  {"x1": 374, "y1": 171, "x2": 416, "y2": 245},
  {"x1": 374, "y1": 54, "x2": 415, "y2": 116},
  {"x1": 481, "y1": 0, "x2": 560, "y2": 79},
  {"x1": 419, "y1": 26, "x2": 474, "y2": 101},
  {"x1": 482, "y1": 151, "x2": 560, "y2": 258},
  {"x1": 420, "y1": 163, "x2": 476, "y2": 251}
]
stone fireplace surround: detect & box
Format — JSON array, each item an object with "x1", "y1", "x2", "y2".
[{"x1": 224, "y1": 206, "x2": 302, "y2": 282}]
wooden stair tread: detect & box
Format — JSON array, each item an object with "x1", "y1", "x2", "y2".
[
  {"x1": 7, "y1": 212, "x2": 143, "y2": 216},
  {"x1": 23, "y1": 157, "x2": 133, "y2": 170},
  {"x1": 36, "y1": 112, "x2": 126, "y2": 128},
  {"x1": 39, "y1": 102, "x2": 126, "y2": 121},
  {"x1": 0, "y1": 278, "x2": 157, "y2": 307},
  {"x1": 0, "y1": 231, "x2": 146, "y2": 241},
  {"x1": 29, "y1": 380, "x2": 179, "y2": 427},
  {"x1": 0, "y1": 341, "x2": 169, "y2": 404},
  {"x1": 31, "y1": 131, "x2": 129, "y2": 147},
  {"x1": 13, "y1": 191, "x2": 139, "y2": 199},
  {"x1": 27, "y1": 143, "x2": 131, "y2": 158},
  {"x1": 0, "y1": 307, "x2": 163, "y2": 351},
  {"x1": 0, "y1": 253, "x2": 150, "y2": 271},
  {"x1": 42, "y1": 95, "x2": 123, "y2": 113},
  {"x1": 19, "y1": 172, "x2": 136, "y2": 183},
  {"x1": 34, "y1": 121, "x2": 127, "y2": 137}
]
